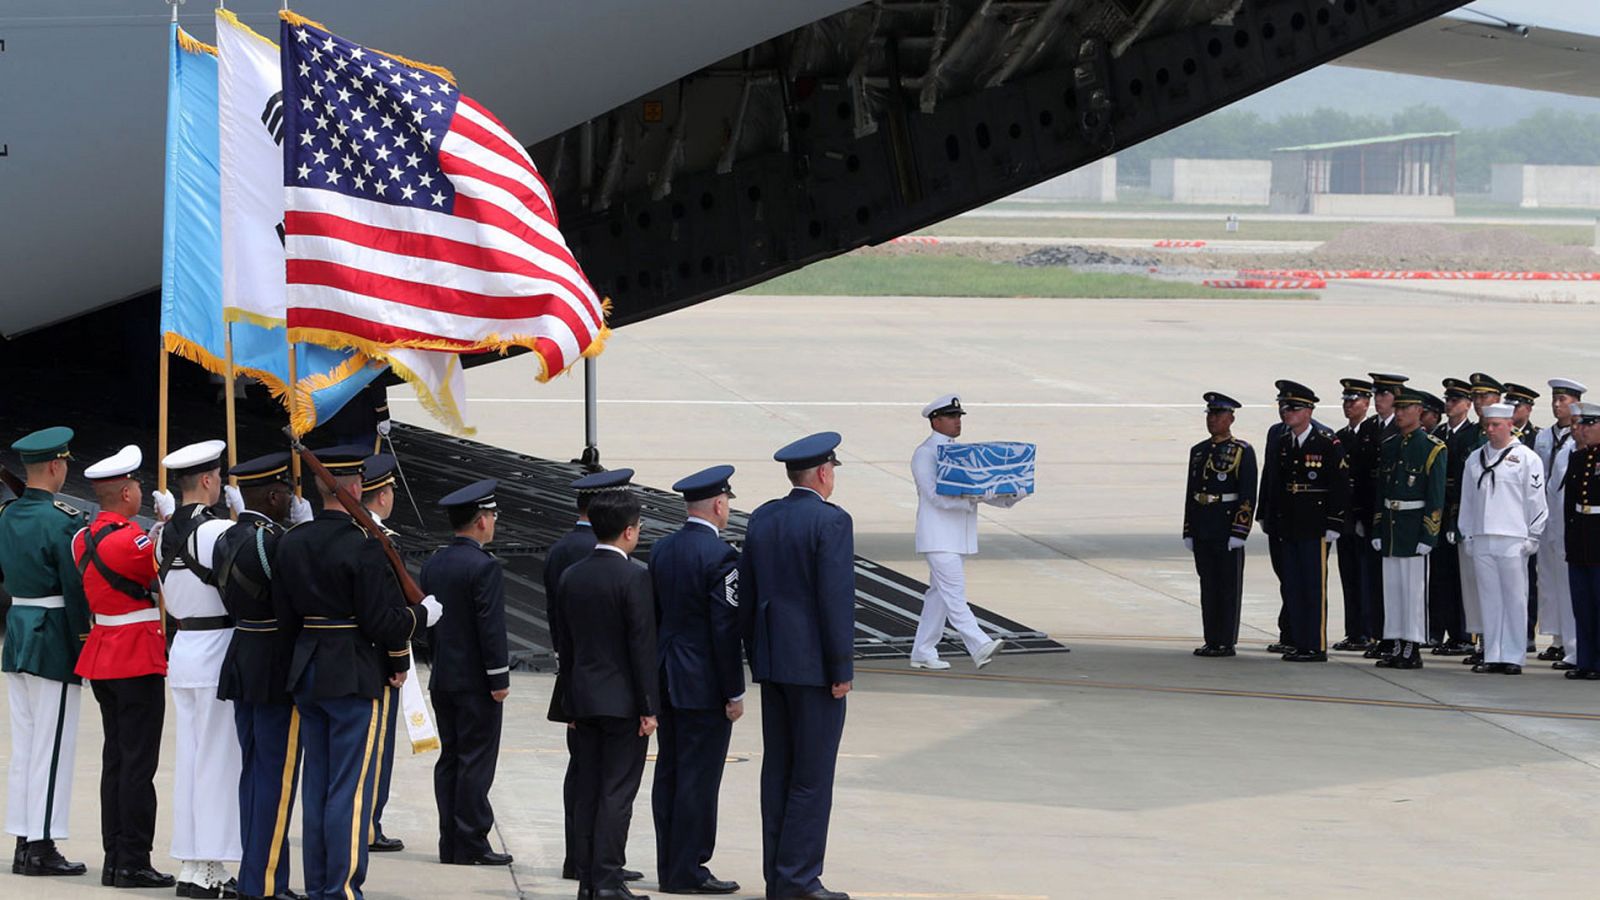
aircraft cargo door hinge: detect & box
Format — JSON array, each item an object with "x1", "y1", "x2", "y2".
[{"x1": 1072, "y1": 37, "x2": 1116, "y2": 153}]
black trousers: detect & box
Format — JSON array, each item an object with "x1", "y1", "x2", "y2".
[
  {"x1": 760, "y1": 682, "x2": 846, "y2": 898},
  {"x1": 562, "y1": 725, "x2": 579, "y2": 875},
  {"x1": 1336, "y1": 533, "x2": 1383, "y2": 641},
  {"x1": 1527, "y1": 556, "x2": 1540, "y2": 643},
  {"x1": 652, "y1": 701, "x2": 732, "y2": 890},
  {"x1": 1192, "y1": 539, "x2": 1244, "y2": 648},
  {"x1": 432, "y1": 690, "x2": 504, "y2": 863},
  {"x1": 1267, "y1": 535, "x2": 1289, "y2": 642},
  {"x1": 91, "y1": 675, "x2": 164, "y2": 871},
  {"x1": 1428, "y1": 541, "x2": 1469, "y2": 644},
  {"x1": 1570, "y1": 564, "x2": 1600, "y2": 672},
  {"x1": 1270, "y1": 535, "x2": 1328, "y2": 653},
  {"x1": 572, "y1": 716, "x2": 648, "y2": 891}
]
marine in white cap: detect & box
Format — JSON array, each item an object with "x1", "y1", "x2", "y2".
[
  {"x1": 155, "y1": 440, "x2": 242, "y2": 896},
  {"x1": 1458, "y1": 403, "x2": 1548, "y2": 674},
  {"x1": 1535, "y1": 378, "x2": 1588, "y2": 668},
  {"x1": 908, "y1": 392, "x2": 1012, "y2": 671}
]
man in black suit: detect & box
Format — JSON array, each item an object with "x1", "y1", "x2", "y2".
[
  {"x1": 546, "y1": 469, "x2": 644, "y2": 885},
  {"x1": 554, "y1": 488, "x2": 659, "y2": 900},
  {"x1": 649, "y1": 466, "x2": 743, "y2": 895},
  {"x1": 423, "y1": 479, "x2": 512, "y2": 867}
]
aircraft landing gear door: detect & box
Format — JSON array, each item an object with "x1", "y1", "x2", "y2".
[{"x1": 580, "y1": 357, "x2": 601, "y2": 470}]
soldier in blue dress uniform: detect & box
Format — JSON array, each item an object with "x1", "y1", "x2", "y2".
[
  {"x1": 1431, "y1": 378, "x2": 1481, "y2": 655},
  {"x1": 1182, "y1": 394, "x2": 1256, "y2": 657},
  {"x1": 739, "y1": 432, "x2": 854, "y2": 900},
  {"x1": 1258, "y1": 382, "x2": 1349, "y2": 663},
  {"x1": 421, "y1": 479, "x2": 512, "y2": 867},
  {"x1": 270, "y1": 446, "x2": 442, "y2": 900},
  {"x1": 649, "y1": 466, "x2": 744, "y2": 895},
  {"x1": 0, "y1": 426, "x2": 91, "y2": 878},
  {"x1": 358, "y1": 455, "x2": 405, "y2": 855},
  {"x1": 546, "y1": 469, "x2": 644, "y2": 885},
  {"x1": 1333, "y1": 378, "x2": 1385, "y2": 653},
  {"x1": 214, "y1": 452, "x2": 312, "y2": 900}
]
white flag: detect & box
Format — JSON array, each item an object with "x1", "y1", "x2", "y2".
[{"x1": 216, "y1": 9, "x2": 474, "y2": 435}]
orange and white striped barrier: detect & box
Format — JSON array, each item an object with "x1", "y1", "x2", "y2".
[
  {"x1": 889, "y1": 236, "x2": 941, "y2": 246},
  {"x1": 1239, "y1": 269, "x2": 1600, "y2": 281},
  {"x1": 1154, "y1": 239, "x2": 1207, "y2": 248}
]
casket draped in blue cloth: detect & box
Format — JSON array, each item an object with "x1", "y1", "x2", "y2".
[{"x1": 935, "y1": 441, "x2": 1036, "y2": 496}]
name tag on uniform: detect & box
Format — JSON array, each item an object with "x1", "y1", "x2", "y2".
[
  {"x1": 1407, "y1": 475, "x2": 1416, "y2": 487},
  {"x1": 1506, "y1": 456, "x2": 1520, "y2": 467}
]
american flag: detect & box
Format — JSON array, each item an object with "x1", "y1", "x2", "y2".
[{"x1": 279, "y1": 15, "x2": 605, "y2": 378}]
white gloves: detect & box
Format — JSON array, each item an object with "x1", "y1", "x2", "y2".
[
  {"x1": 421, "y1": 594, "x2": 443, "y2": 627},
  {"x1": 1445, "y1": 531, "x2": 1457, "y2": 545},
  {"x1": 152, "y1": 490, "x2": 176, "y2": 520},
  {"x1": 288, "y1": 495, "x2": 314, "y2": 525},
  {"x1": 1354, "y1": 522, "x2": 1367, "y2": 538},
  {"x1": 223, "y1": 484, "x2": 246, "y2": 517},
  {"x1": 1323, "y1": 530, "x2": 1340, "y2": 544},
  {"x1": 377, "y1": 420, "x2": 392, "y2": 437},
  {"x1": 1183, "y1": 537, "x2": 1194, "y2": 552},
  {"x1": 1227, "y1": 537, "x2": 1246, "y2": 551},
  {"x1": 1522, "y1": 539, "x2": 1539, "y2": 556},
  {"x1": 1371, "y1": 538, "x2": 1383, "y2": 552},
  {"x1": 1416, "y1": 543, "x2": 1433, "y2": 556}
]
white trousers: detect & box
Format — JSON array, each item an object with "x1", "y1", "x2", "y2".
[
  {"x1": 1460, "y1": 539, "x2": 1483, "y2": 633},
  {"x1": 913, "y1": 552, "x2": 992, "y2": 661},
  {"x1": 1469, "y1": 537, "x2": 1530, "y2": 666},
  {"x1": 1537, "y1": 548, "x2": 1579, "y2": 660},
  {"x1": 1382, "y1": 557, "x2": 1428, "y2": 644},
  {"x1": 5, "y1": 673, "x2": 80, "y2": 841},
  {"x1": 170, "y1": 687, "x2": 243, "y2": 862}
]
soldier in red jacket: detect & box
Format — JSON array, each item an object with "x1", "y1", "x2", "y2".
[{"x1": 71, "y1": 445, "x2": 174, "y2": 890}]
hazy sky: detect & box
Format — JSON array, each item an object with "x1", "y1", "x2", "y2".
[{"x1": 1229, "y1": 1, "x2": 1600, "y2": 127}]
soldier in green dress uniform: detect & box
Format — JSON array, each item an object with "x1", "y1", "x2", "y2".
[
  {"x1": 0, "y1": 426, "x2": 91, "y2": 877},
  {"x1": 1372, "y1": 391, "x2": 1447, "y2": 669}
]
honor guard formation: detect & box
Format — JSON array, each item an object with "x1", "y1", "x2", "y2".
[
  {"x1": 1185, "y1": 373, "x2": 1600, "y2": 679},
  {"x1": 9, "y1": 415, "x2": 1033, "y2": 900}
]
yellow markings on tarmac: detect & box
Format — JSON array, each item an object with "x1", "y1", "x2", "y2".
[{"x1": 857, "y1": 666, "x2": 1600, "y2": 723}]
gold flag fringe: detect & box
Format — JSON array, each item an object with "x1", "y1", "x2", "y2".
[
  {"x1": 216, "y1": 8, "x2": 278, "y2": 50},
  {"x1": 175, "y1": 28, "x2": 218, "y2": 57},
  {"x1": 279, "y1": 9, "x2": 456, "y2": 83},
  {"x1": 289, "y1": 352, "x2": 381, "y2": 437},
  {"x1": 163, "y1": 331, "x2": 289, "y2": 401}
]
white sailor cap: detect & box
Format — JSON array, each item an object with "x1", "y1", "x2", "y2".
[
  {"x1": 1481, "y1": 403, "x2": 1515, "y2": 419},
  {"x1": 921, "y1": 393, "x2": 965, "y2": 418},
  {"x1": 1549, "y1": 378, "x2": 1588, "y2": 398},
  {"x1": 85, "y1": 445, "x2": 142, "y2": 481},
  {"x1": 161, "y1": 440, "x2": 227, "y2": 476}
]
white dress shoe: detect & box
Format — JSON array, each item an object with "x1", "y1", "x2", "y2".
[
  {"x1": 974, "y1": 638, "x2": 1004, "y2": 669},
  {"x1": 909, "y1": 657, "x2": 951, "y2": 670}
]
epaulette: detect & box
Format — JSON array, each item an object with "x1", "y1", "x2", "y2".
[
  {"x1": 1425, "y1": 432, "x2": 1446, "y2": 445},
  {"x1": 53, "y1": 499, "x2": 83, "y2": 518},
  {"x1": 1232, "y1": 438, "x2": 1252, "y2": 449}
]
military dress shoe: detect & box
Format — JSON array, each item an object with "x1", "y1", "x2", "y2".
[
  {"x1": 623, "y1": 869, "x2": 644, "y2": 881},
  {"x1": 1553, "y1": 659, "x2": 1577, "y2": 670},
  {"x1": 177, "y1": 881, "x2": 196, "y2": 897},
  {"x1": 593, "y1": 886, "x2": 650, "y2": 900},
  {"x1": 368, "y1": 833, "x2": 405, "y2": 852},
  {"x1": 780, "y1": 890, "x2": 850, "y2": 900},
  {"x1": 1281, "y1": 649, "x2": 1327, "y2": 663},
  {"x1": 1363, "y1": 645, "x2": 1386, "y2": 659},
  {"x1": 21, "y1": 840, "x2": 87, "y2": 876},
  {"x1": 1564, "y1": 669, "x2": 1600, "y2": 680},
  {"x1": 1331, "y1": 637, "x2": 1370, "y2": 652},
  {"x1": 189, "y1": 878, "x2": 238, "y2": 898},
  {"x1": 1502, "y1": 664, "x2": 1523, "y2": 675},
  {"x1": 116, "y1": 866, "x2": 178, "y2": 889},
  {"x1": 1472, "y1": 662, "x2": 1505, "y2": 674},
  {"x1": 455, "y1": 850, "x2": 514, "y2": 866},
  {"x1": 909, "y1": 657, "x2": 951, "y2": 670},
  {"x1": 1266, "y1": 642, "x2": 1290, "y2": 654},
  {"x1": 1538, "y1": 645, "x2": 1566, "y2": 661},
  {"x1": 1377, "y1": 655, "x2": 1423, "y2": 670},
  {"x1": 974, "y1": 638, "x2": 1003, "y2": 669},
  {"x1": 103, "y1": 858, "x2": 116, "y2": 886},
  {"x1": 13, "y1": 836, "x2": 26, "y2": 874},
  {"x1": 662, "y1": 877, "x2": 739, "y2": 894}
]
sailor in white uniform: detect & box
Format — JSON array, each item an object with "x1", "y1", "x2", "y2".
[
  {"x1": 1459, "y1": 404, "x2": 1548, "y2": 674},
  {"x1": 153, "y1": 441, "x2": 243, "y2": 897},
  {"x1": 1534, "y1": 378, "x2": 1586, "y2": 667},
  {"x1": 909, "y1": 393, "x2": 1017, "y2": 670}
]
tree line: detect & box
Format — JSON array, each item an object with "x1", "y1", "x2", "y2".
[{"x1": 1119, "y1": 104, "x2": 1600, "y2": 192}]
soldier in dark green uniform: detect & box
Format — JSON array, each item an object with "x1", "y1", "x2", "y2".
[
  {"x1": 1430, "y1": 378, "x2": 1480, "y2": 654},
  {"x1": 1373, "y1": 390, "x2": 1447, "y2": 670},
  {"x1": 1183, "y1": 393, "x2": 1256, "y2": 657},
  {"x1": 0, "y1": 427, "x2": 91, "y2": 877}
]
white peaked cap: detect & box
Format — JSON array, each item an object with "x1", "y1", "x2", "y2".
[
  {"x1": 921, "y1": 393, "x2": 963, "y2": 418},
  {"x1": 84, "y1": 445, "x2": 142, "y2": 481},
  {"x1": 161, "y1": 439, "x2": 227, "y2": 471}
]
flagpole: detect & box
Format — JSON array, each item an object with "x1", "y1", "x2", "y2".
[
  {"x1": 222, "y1": 322, "x2": 240, "y2": 519},
  {"x1": 287, "y1": 341, "x2": 302, "y2": 497},
  {"x1": 158, "y1": 345, "x2": 171, "y2": 493}
]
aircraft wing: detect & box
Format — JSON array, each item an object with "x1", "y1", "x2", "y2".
[{"x1": 1334, "y1": 15, "x2": 1600, "y2": 99}]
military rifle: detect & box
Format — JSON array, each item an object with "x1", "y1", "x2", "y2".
[{"x1": 286, "y1": 433, "x2": 424, "y2": 606}]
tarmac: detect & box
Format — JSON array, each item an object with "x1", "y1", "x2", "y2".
[{"x1": 9, "y1": 284, "x2": 1600, "y2": 898}]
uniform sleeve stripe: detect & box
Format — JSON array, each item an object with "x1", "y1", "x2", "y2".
[{"x1": 485, "y1": 666, "x2": 510, "y2": 676}]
